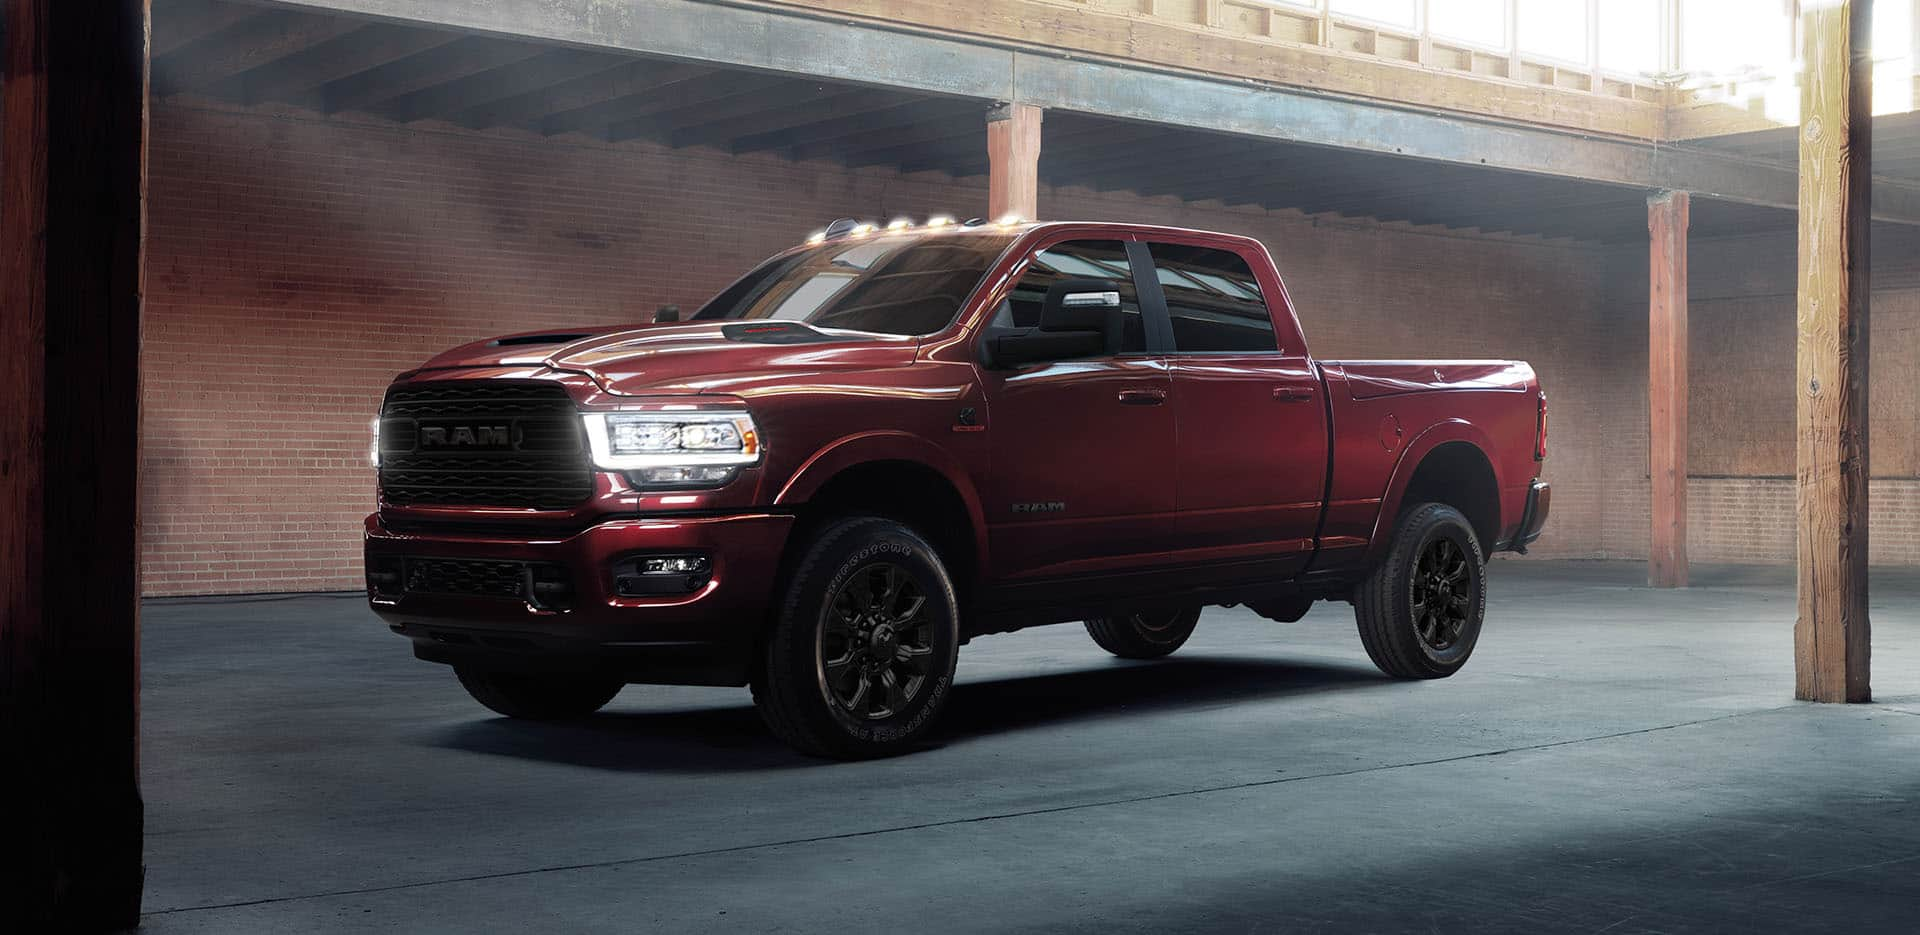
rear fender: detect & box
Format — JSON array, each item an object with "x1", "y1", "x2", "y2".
[{"x1": 1361, "y1": 419, "x2": 1504, "y2": 568}]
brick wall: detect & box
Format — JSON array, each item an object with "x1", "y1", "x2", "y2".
[
  {"x1": 143, "y1": 100, "x2": 1636, "y2": 595},
  {"x1": 1603, "y1": 225, "x2": 1920, "y2": 567}
]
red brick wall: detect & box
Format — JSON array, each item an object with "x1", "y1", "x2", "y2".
[
  {"x1": 1604, "y1": 226, "x2": 1920, "y2": 566},
  {"x1": 143, "y1": 100, "x2": 1634, "y2": 595}
]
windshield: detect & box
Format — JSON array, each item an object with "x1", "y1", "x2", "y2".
[{"x1": 692, "y1": 232, "x2": 1018, "y2": 336}]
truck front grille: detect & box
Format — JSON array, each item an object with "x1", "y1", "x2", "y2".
[{"x1": 378, "y1": 382, "x2": 593, "y2": 510}]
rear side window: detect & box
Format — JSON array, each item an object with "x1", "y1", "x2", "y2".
[
  {"x1": 994, "y1": 239, "x2": 1147, "y2": 353},
  {"x1": 1148, "y1": 243, "x2": 1277, "y2": 353}
]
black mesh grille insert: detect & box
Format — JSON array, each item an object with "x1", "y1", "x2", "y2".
[
  {"x1": 378, "y1": 382, "x2": 593, "y2": 509},
  {"x1": 405, "y1": 558, "x2": 528, "y2": 600}
]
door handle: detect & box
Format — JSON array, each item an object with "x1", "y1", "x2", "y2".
[
  {"x1": 1117, "y1": 388, "x2": 1168, "y2": 406},
  {"x1": 1274, "y1": 386, "x2": 1314, "y2": 402}
]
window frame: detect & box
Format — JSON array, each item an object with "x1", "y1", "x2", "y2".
[
  {"x1": 1139, "y1": 239, "x2": 1285, "y2": 357},
  {"x1": 979, "y1": 234, "x2": 1171, "y2": 359}
]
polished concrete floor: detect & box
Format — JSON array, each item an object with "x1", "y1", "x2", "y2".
[{"x1": 138, "y1": 561, "x2": 1920, "y2": 933}]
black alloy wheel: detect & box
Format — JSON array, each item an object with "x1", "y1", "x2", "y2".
[
  {"x1": 819, "y1": 562, "x2": 937, "y2": 720},
  {"x1": 1411, "y1": 537, "x2": 1472, "y2": 651},
  {"x1": 1354, "y1": 501, "x2": 1486, "y2": 679}
]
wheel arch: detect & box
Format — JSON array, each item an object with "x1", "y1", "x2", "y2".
[
  {"x1": 775, "y1": 433, "x2": 988, "y2": 602},
  {"x1": 1364, "y1": 421, "x2": 1503, "y2": 565}
]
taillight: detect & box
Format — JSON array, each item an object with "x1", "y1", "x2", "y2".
[{"x1": 1534, "y1": 392, "x2": 1548, "y2": 461}]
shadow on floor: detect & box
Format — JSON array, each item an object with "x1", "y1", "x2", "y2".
[{"x1": 429, "y1": 655, "x2": 1385, "y2": 773}]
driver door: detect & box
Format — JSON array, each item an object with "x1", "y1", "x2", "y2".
[{"x1": 976, "y1": 238, "x2": 1176, "y2": 587}]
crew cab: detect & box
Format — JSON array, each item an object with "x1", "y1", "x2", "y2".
[{"x1": 366, "y1": 219, "x2": 1549, "y2": 758}]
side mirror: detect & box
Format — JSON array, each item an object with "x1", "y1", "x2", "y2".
[
  {"x1": 654, "y1": 304, "x2": 680, "y2": 323},
  {"x1": 989, "y1": 279, "x2": 1122, "y2": 367}
]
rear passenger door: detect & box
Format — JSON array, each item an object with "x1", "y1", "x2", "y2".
[{"x1": 1144, "y1": 241, "x2": 1329, "y2": 580}]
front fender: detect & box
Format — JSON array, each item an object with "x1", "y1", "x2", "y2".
[{"x1": 773, "y1": 431, "x2": 991, "y2": 573}]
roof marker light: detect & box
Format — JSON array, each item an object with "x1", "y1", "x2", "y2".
[
  {"x1": 850, "y1": 222, "x2": 876, "y2": 237},
  {"x1": 996, "y1": 213, "x2": 1024, "y2": 226},
  {"x1": 806, "y1": 230, "x2": 827, "y2": 244},
  {"x1": 886, "y1": 218, "x2": 912, "y2": 231},
  {"x1": 926, "y1": 215, "x2": 954, "y2": 227}
]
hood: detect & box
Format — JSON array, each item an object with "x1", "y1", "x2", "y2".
[{"x1": 417, "y1": 320, "x2": 921, "y2": 396}]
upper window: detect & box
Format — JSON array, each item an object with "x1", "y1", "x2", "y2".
[
  {"x1": 1148, "y1": 243, "x2": 1278, "y2": 353},
  {"x1": 994, "y1": 239, "x2": 1146, "y2": 354},
  {"x1": 694, "y1": 232, "x2": 1016, "y2": 337}
]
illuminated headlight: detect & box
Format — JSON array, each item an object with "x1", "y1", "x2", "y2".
[{"x1": 581, "y1": 410, "x2": 761, "y2": 486}]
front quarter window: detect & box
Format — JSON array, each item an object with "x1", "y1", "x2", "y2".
[{"x1": 693, "y1": 232, "x2": 1016, "y2": 337}]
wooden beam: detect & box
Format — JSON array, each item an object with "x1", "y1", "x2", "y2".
[
  {"x1": 1, "y1": 0, "x2": 148, "y2": 928},
  {"x1": 745, "y1": 98, "x2": 969, "y2": 156},
  {"x1": 560, "y1": 71, "x2": 789, "y2": 139},
  {"x1": 1649, "y1": 190, "x2": 1690, "y2": 589},
  {"x1": 151, "y1": 0, "x2": 257, "y2": 58},
  {"x1": 670, "y1": 88, "x2": 909, "y2": 150},
  {"x1": 375, "y1": 48, "x2": 626, "y2": 123},
  {"x1": 323, "y1": 36, "x2": 541, "y2": 114},
  {"x1": 152, "y1": 9, "x2": 358, "y2": 97},
  {"x1": 213, "y1": 22, "x2": 461, "y2": 105},
  {"x1": 452, "y1": 59, "x2": 708, "y2": 130},
  {"x1": 987, "y1": 102, "x2": 1042, "y2": 221},
  {"x1": 1795, "y1": 0, "x2": 1873, "y2": 703}
]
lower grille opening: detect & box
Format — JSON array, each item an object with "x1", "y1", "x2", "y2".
[{"x1": 400, "y1": 557, "x2": 575, "y2": 610}]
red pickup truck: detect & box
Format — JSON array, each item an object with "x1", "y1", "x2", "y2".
[{"x1": 366, "y1": 219, "x2": 1549, "y2": 757}]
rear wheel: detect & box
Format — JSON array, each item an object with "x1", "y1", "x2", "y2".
[
  {"x1": 1084, "y1": 607, "x2": 1201, "y2": 659},
  {"x1": 1354, "y1": 502, "x2": 1486, "y2": 679},
  {"x1": 752, "y1": 517, "x2": 960, "y2": 759},
  {"x1": 454, "y1": 667, "x2": 624, "y2": 720}
]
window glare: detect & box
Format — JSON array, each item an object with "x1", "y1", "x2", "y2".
[
  {"x1": 1682, "y1": 0, "x2": 1790, "y2": 74},
  {"x1": 1516, "y1": 0, "x2": 1588, "y2": 64},
  {"x1": 1428, "y1": 0, "x2": 1506, "y2": 48},
  {"x1": 1597, "y1": 0, "x2": 1661, "y2": 75},
  {"x1": 1329, "y1": 0, "x2": 1417, "y2": 30}
]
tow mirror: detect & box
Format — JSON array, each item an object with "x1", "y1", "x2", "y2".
[{"x1": 990, "y1": 279, "x2": 1122, "y2": 367}]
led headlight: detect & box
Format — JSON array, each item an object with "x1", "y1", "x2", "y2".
[{"x1": 581, "y1": 410, "x2": 761, "y2": 487}]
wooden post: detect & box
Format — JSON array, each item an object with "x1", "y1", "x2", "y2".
[
  {"x1": 1795, "y1": 0, "x2": 1872, "y2": 703},
  {"x1": 1649, "y1": 190, "x2": 1690, "y2": 589},
  {"x1": 986, "y1": 102, "x2": 1042, "y2": 221},
  {"x1": 1, "y1": 0, "x2": 150, "y2": 927}
]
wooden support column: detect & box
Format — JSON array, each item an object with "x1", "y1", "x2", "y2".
[
  {"x1": 1795, "y1": 0, "x2": 1873, "y2": 703},
  {"x1": 986, "y1": 102, "x2": 1042, "y2": 221},
  {"x1": 1, "y1": 0, "x2": 150, "y2": 927},
  {"x1": 1648, "y1": 190, "x2": 1690, "y2": 589}
]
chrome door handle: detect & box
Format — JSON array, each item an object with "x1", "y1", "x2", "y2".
[{"x1": 1117, "y1": 388, "x2": 1168, "y2": 406}]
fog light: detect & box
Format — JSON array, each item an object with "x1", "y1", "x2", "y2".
[{"x1": 614, "y1": 554, "x2": 711, "y2": 596}]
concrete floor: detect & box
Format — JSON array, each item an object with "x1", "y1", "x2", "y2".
[{"x1": 137, "y1": 560, "x2": 1920, "y2": 933}]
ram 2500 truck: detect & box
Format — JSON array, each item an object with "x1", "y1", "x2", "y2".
[{"x1": 366, "y1": 219, "x2": 1549, "y2": 758}]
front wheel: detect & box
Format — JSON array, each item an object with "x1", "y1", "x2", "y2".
[
  {"x1": 753, "y1": 517, "x2": 960, "y2": 759},
  {"x1": 1354, "y1": 502, "x2": 1486, "y2": 679}
]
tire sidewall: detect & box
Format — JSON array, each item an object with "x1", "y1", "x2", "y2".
[
  {"x1": 780, "y1": 520, "x2": 960, "y2": 751},
  {"x1": 1399, "y1": 509, "x2": 1486, "y2": 670}
]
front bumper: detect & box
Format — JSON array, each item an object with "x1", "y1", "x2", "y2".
[{"x1": 364, "y1": 511, "x2": 794, "y2": 686}]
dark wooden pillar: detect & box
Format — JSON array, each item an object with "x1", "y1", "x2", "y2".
[
  {"x1": 986, "y1": 102, "x2": 1042, "y2": 222},
  {"x1": 1648, "y1": 190, "x2": 1690, "y2": 589},
  {"x1": 1, "y1": 0, "x2": 150, "y2": 927},
  {"x1": 1795, "y1": 0, "x2": 1872, "y2": 703}
]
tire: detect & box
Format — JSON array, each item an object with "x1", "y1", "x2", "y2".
[
  {"x1": 1354, "y1": 502, "x2": 1487, "y2": 679},
  {"x1": 454, "y1": 667, "x2": 624, "y2": 720},
  {"x1": 1084, "y1": 607, "x2": 1201, "y2": 659},
  {"x1": 752, "y1": 516, "x2": 960, "y2": 759}
]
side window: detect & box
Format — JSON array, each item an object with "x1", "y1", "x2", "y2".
[
  {"x1": 1148, "y1": 243, "x2": 1278, "y2": 353},
  {"x1": 998, "y1": 239, "x2": 1147, "y2": 353}
]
